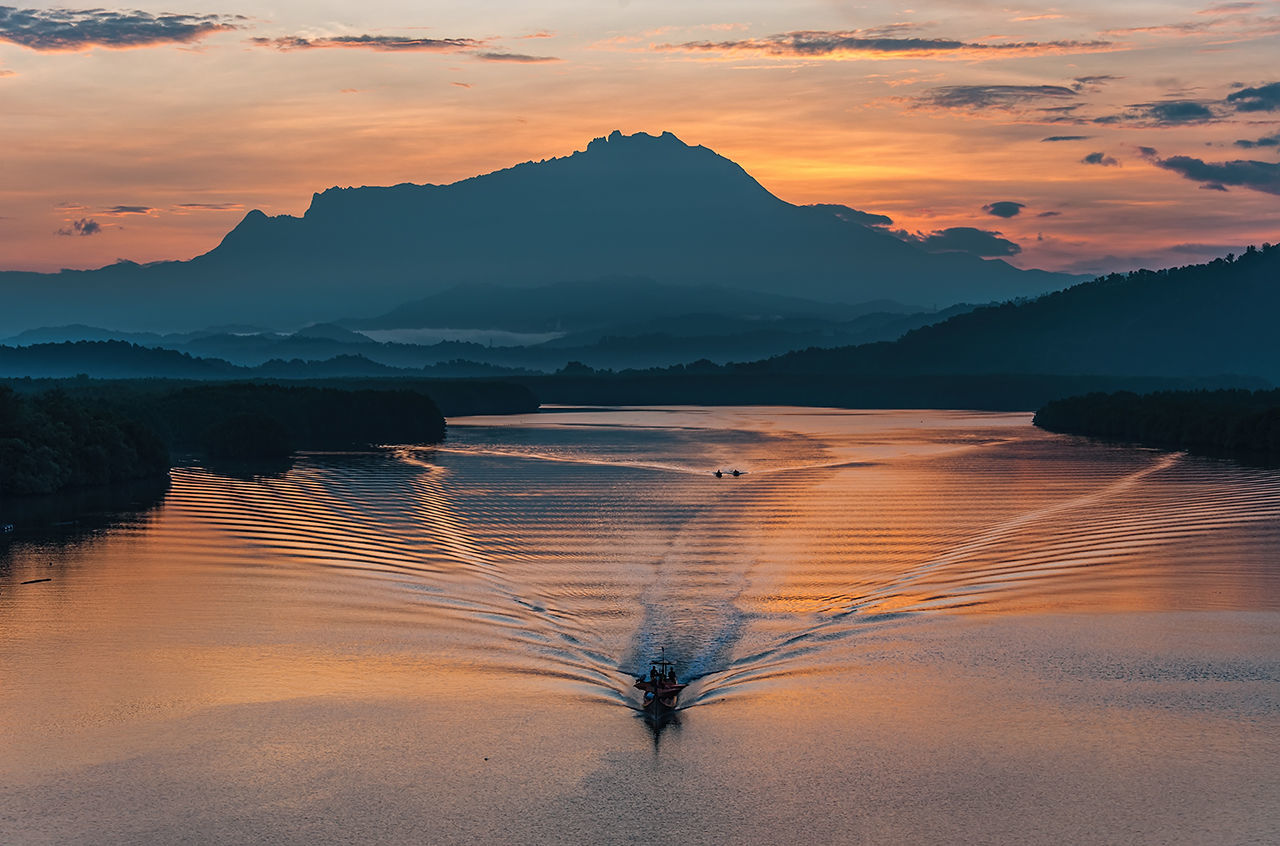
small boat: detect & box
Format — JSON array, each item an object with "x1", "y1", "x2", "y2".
[
  {"x1": 714, "y1": 470, "x2": 723, "y2": 478},
  {"x1": 730, "y1": 469, "x2": 741, "y2": 477},
  {"x1": 634, "y1": 649, "x2": 686, "y2": 713}
]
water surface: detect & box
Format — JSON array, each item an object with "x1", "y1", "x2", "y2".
[{"x1": 2, "y1": 407, "x2": 1277, "y2": 844}]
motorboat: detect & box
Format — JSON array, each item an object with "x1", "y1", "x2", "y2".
[{"x1": 634, "y1": 649, "x2": 686, "y2": 713}]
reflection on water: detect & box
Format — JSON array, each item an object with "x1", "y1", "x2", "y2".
[
  {"x1": 1, "y1": 408, "x2": 1277, "y2": 845},
  {"x1": 0, "y1": 476, "x2": 168, "y2": 558}
]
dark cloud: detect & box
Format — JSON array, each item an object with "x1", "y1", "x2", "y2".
[
  {"x1": 1041, "y1": 135, "x2": 1091, "y2": 141},
  {"x1": 657, "y1": 30, "x2": 1111, "y2": 59},
  {"x1": 1082, "y1": 152, "x2": 1119, "y2": 166},
  {"x1": 904, "y1": 226, "x2": 1022, "y2": 257},
  {"x1": 1088, "y1": 97, "x2": 1225, "y2": 127},
  {"x1": 175, "y1": 202, "x2": 243, "y2": 211},
  {"x1": 1200, "y1": 182, "x2": 1229, "y2": 191},
  {"x1": 1038, "y1": 211, "x2": 1063, "y2": 217},
  {"x1": 55, "y1": 218, "x2": 101, "y2": 236},
  {"x1": 0, "y1": 67, "x2": 14, "y2": 77},
  {"x1": 472, "y1": 51, "x2": 560, "y2": 63},
  {"x1": 103, "y1": 204, "x2": 153, "y2": 215},
  {"x1": 1150, "y1": 153, "x2": 1280, "y2": 194},
  {"x1": 250, "y1": 34, "x2": 482, "y2": 52},
  {"x1": 1226, "y1": 81, "x2": 1280, "y2": 112},
  {"x1": 917, "y1": 84, "x2": 1077, "y2": 109},
  {"x1": 806, "y1": 204, "x2": 894, "y2": 227},
  {"x1": 0, "y1": 6, "x2": 241, "y2": 51},
  {"x1": 1139, "y1": 99, "x2": 1216, "y2": 124},
  {"x1": 983, "y1": 201, "x2": 1025, "y2": 218},
  {"x1": 247, "y1": 34, "x2": 558, "y2": 62},
  {"x1": 1234, "y1": 133, "x2": 1280, "y2": 149}
]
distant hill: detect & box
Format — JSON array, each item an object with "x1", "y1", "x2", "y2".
[
  {"x1": 754, "y1": 245, "x2": 1280, "y2": 382},
  {"x1": 0, "y1": 340, "x2": 445, "y2": 380},
  {"x1": 0, "y1": 277, "x2": 972, "y2": 372},
  {"x1": 344, "y1": 277, "x2": 918, "y2": 333},
  {"x1": 0, "y1": 131, "x2": 1076, "y2": 334}
]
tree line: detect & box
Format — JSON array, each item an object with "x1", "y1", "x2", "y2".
[
  {"x1": 1, "y1": 382, "x2": 455, "y2": 497},
  {"x1": 1034, "y1": 389, "x2": 1280, "y2": 458},
  {"x1": 0, "y1": 386, "x2": 169, "y2": 496}
]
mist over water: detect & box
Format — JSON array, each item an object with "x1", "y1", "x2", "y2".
[{"x1": 2, "y1": 408, "x2": 1278, "y2": 844}]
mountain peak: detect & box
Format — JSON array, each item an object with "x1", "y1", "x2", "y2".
[{"x1": 584, "y1": 129, "x2": 686, "y2": 153}]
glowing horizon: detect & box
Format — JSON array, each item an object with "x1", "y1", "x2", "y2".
[{"x1": 1, "y1": 0, "x2": 1277, "y2": 278}]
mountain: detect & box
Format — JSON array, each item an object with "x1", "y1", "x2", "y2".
[
  {"x1": 754, "y1": 245, "x2": 1280, "y2": 382},
  {"x1": 0, "y1": 131, "x2": 1078, "y2": 334}
]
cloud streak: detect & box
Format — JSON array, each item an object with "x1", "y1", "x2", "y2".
[
  {"x1": 249, "y1": 34, "x2": 482, "y2": 52},
  {"x1": 248, "y1": 33, "x2": 559, "y2": 62},
  {"x1": 916, "y1": 84, "x2": 1078, "y2": 109},
  {"x1": 655, "y1": 30, "x2": 1112, "y2": 61},
  {"x1": 174, "y1": 203, "x2": 244, "y2": 212},
  {"x1": 1234, "y1": 133, "x2": 1280, "y2": 149},
  {"x1": 1226, "y1": 81, "x2": 1280, "y2": 112},
  {"x1": 1132, "y1": 100, "x2": 1217, "y2": 124},
  {"x1": 472, "y1": 51, "x2": 560, "y2": 63},
  {"x1": 897, "y1": 226, "x2": 1021, "y2": 257},
  {"x1": 0, "y1": 6, "x2": 241, "y2": 52},
  {"x1": 1143, "y1": 147, "x2": 1280, "y2": 194}
]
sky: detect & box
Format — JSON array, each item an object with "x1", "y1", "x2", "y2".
[{"x1": 1, "y1": 0, "x2": 1278, "y2": 276}]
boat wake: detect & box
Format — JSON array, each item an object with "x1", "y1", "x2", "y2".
[{"x1": 164, "y1": 417, "x2": 1280, "y2": 719}]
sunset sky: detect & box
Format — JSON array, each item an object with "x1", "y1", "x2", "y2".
[{"x1": 2, "y1": 1, "x2": 1278, "y2": 276}]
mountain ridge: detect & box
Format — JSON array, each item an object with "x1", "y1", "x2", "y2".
[{"x1": 1, "y1": 130, "x2": 1080, "y2": 334}]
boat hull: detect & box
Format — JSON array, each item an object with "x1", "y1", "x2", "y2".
[{"x1": 636, "y1": 680, "x2": 685, "y2": 712}]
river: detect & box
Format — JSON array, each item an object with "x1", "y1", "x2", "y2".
[{"x1": 2, "y1": 407, "x2": 1277, "y2": 844}]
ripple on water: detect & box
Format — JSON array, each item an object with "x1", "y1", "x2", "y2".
[{"x1": 97, "y1": 412, "x2": 1278, "y2": 714}]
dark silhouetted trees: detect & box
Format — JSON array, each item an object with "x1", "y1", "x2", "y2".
[
  {"x1": 1034, "y1": 388, "x2": 1280, "y2": 457},
  {"x1": 0, "y1": 386, "x2": 169, "y2": 496},
  {"x1": 128, "y1": 384, "x2": 447, "y2": 452}
]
